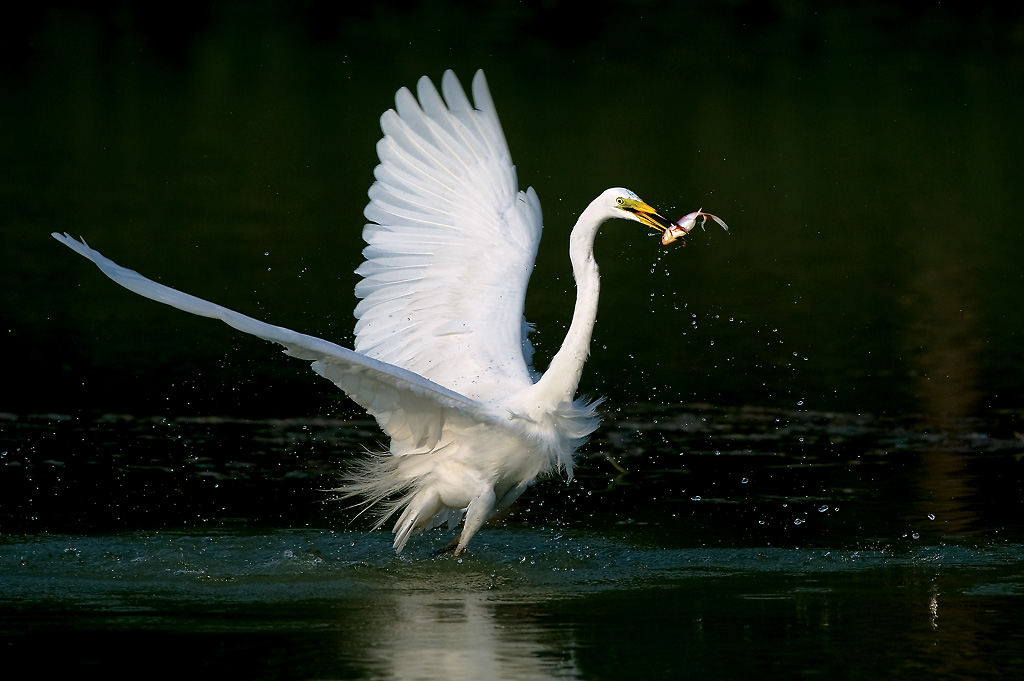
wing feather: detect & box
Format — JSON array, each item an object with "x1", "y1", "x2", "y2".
[
  {"x1": 355, "y1": 70, "x2": 542, "y2": 401},
  {"x1": 51, "y1": 233, "x2": 499, "y2": 454}
]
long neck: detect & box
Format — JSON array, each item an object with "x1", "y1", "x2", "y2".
[{"x1": 534, "y1": 199, "x2": 607, "y2": 404}]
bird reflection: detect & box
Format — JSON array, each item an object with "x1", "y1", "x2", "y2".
[{"x1": 352, "y1": 591, "x2": 578, "y2": 681}]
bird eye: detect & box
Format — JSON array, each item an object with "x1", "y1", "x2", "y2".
[{"x1": 615, "y1": 197, "x2": 624, "y2": 206}]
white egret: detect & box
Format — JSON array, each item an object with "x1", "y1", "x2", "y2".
[{"x1": 53, "y1": 70, "x2": 683, "y2": 554}]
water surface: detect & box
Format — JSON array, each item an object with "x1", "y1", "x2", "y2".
[
  {"x1": 5, "y1": 529, "x2": 1023, "y2": 679},
  {"x1": 3, "y1": 407, "x2": 1023, "y2": 678}
]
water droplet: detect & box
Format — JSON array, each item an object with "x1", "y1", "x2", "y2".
[
  {"x1": 691, "y1": 496, "x2": 702, "y2": 502},
  {"x1": 927, "y1": 513, "x2": 936, "y2": 520},
  {"x1": 818, "y1": 505, "x2": 828, "y2": 513},
  {"x1": 793, "y1": 518, "x2": 805, "y2": 525},
  {"x1": 740, "y1": 477, "x2": 749, "y2": 484}
]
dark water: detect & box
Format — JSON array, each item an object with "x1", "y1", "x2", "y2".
[
  {"x1": 3, "y1": 2, "x2": 1024, "y2": 679},
  {"x1": 5, "y1": 530, "x2": 1024, "y2": 679},
  {"x1": 3, "y1": 407, "x2": 1023, "y2": 678}
]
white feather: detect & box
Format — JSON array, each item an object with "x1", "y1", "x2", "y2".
[{"x1": 50, "y1": 233, "x2": 497, "y2": 455}]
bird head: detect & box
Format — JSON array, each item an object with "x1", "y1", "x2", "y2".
[{"x1": 606, "y1": 188, "x2": 674, "y2": 233}]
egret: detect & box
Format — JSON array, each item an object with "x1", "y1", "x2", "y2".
[{"x1": 54, "y1": 70, "x2": 693, "y2": 554}]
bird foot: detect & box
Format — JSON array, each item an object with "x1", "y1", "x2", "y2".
[{"x1": 434, "y1": 534, "x2": 464, "y2": 556}]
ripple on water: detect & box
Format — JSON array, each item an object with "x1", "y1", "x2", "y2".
[{"x1": 3, "y1": 529, "x2": 1024, "y2": 610}]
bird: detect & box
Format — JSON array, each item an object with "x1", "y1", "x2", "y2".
[{"x1": 53, "y1": 69, "x2": 679, "y2": 554}]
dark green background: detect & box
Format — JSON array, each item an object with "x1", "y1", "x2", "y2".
[{"x1": 4, "y1": 1, "x2": 1022, "y2": 419}]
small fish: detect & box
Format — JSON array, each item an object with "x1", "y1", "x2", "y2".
[{"x1": 659, "y1": 208, "x2": 729, "y2": 245}]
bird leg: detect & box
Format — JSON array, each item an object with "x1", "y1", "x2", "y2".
[
  {"x1": 450, "y1": 487, "x2": 496, "y2": 555},
  {"x1": 434, "y1": 534, "x2": 463, "y2": 555}
]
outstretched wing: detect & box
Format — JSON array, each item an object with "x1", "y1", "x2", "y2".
[
  {"x1": 51, "y1": 233, "x2": 498, "y2": 454},
  {"x1": 355, "y1": 70, "x2": 543, "y2": 402}
]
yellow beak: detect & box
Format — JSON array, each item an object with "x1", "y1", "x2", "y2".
[{"x1": 627, "y1": 201, "x2": 674, "y2": 231}]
